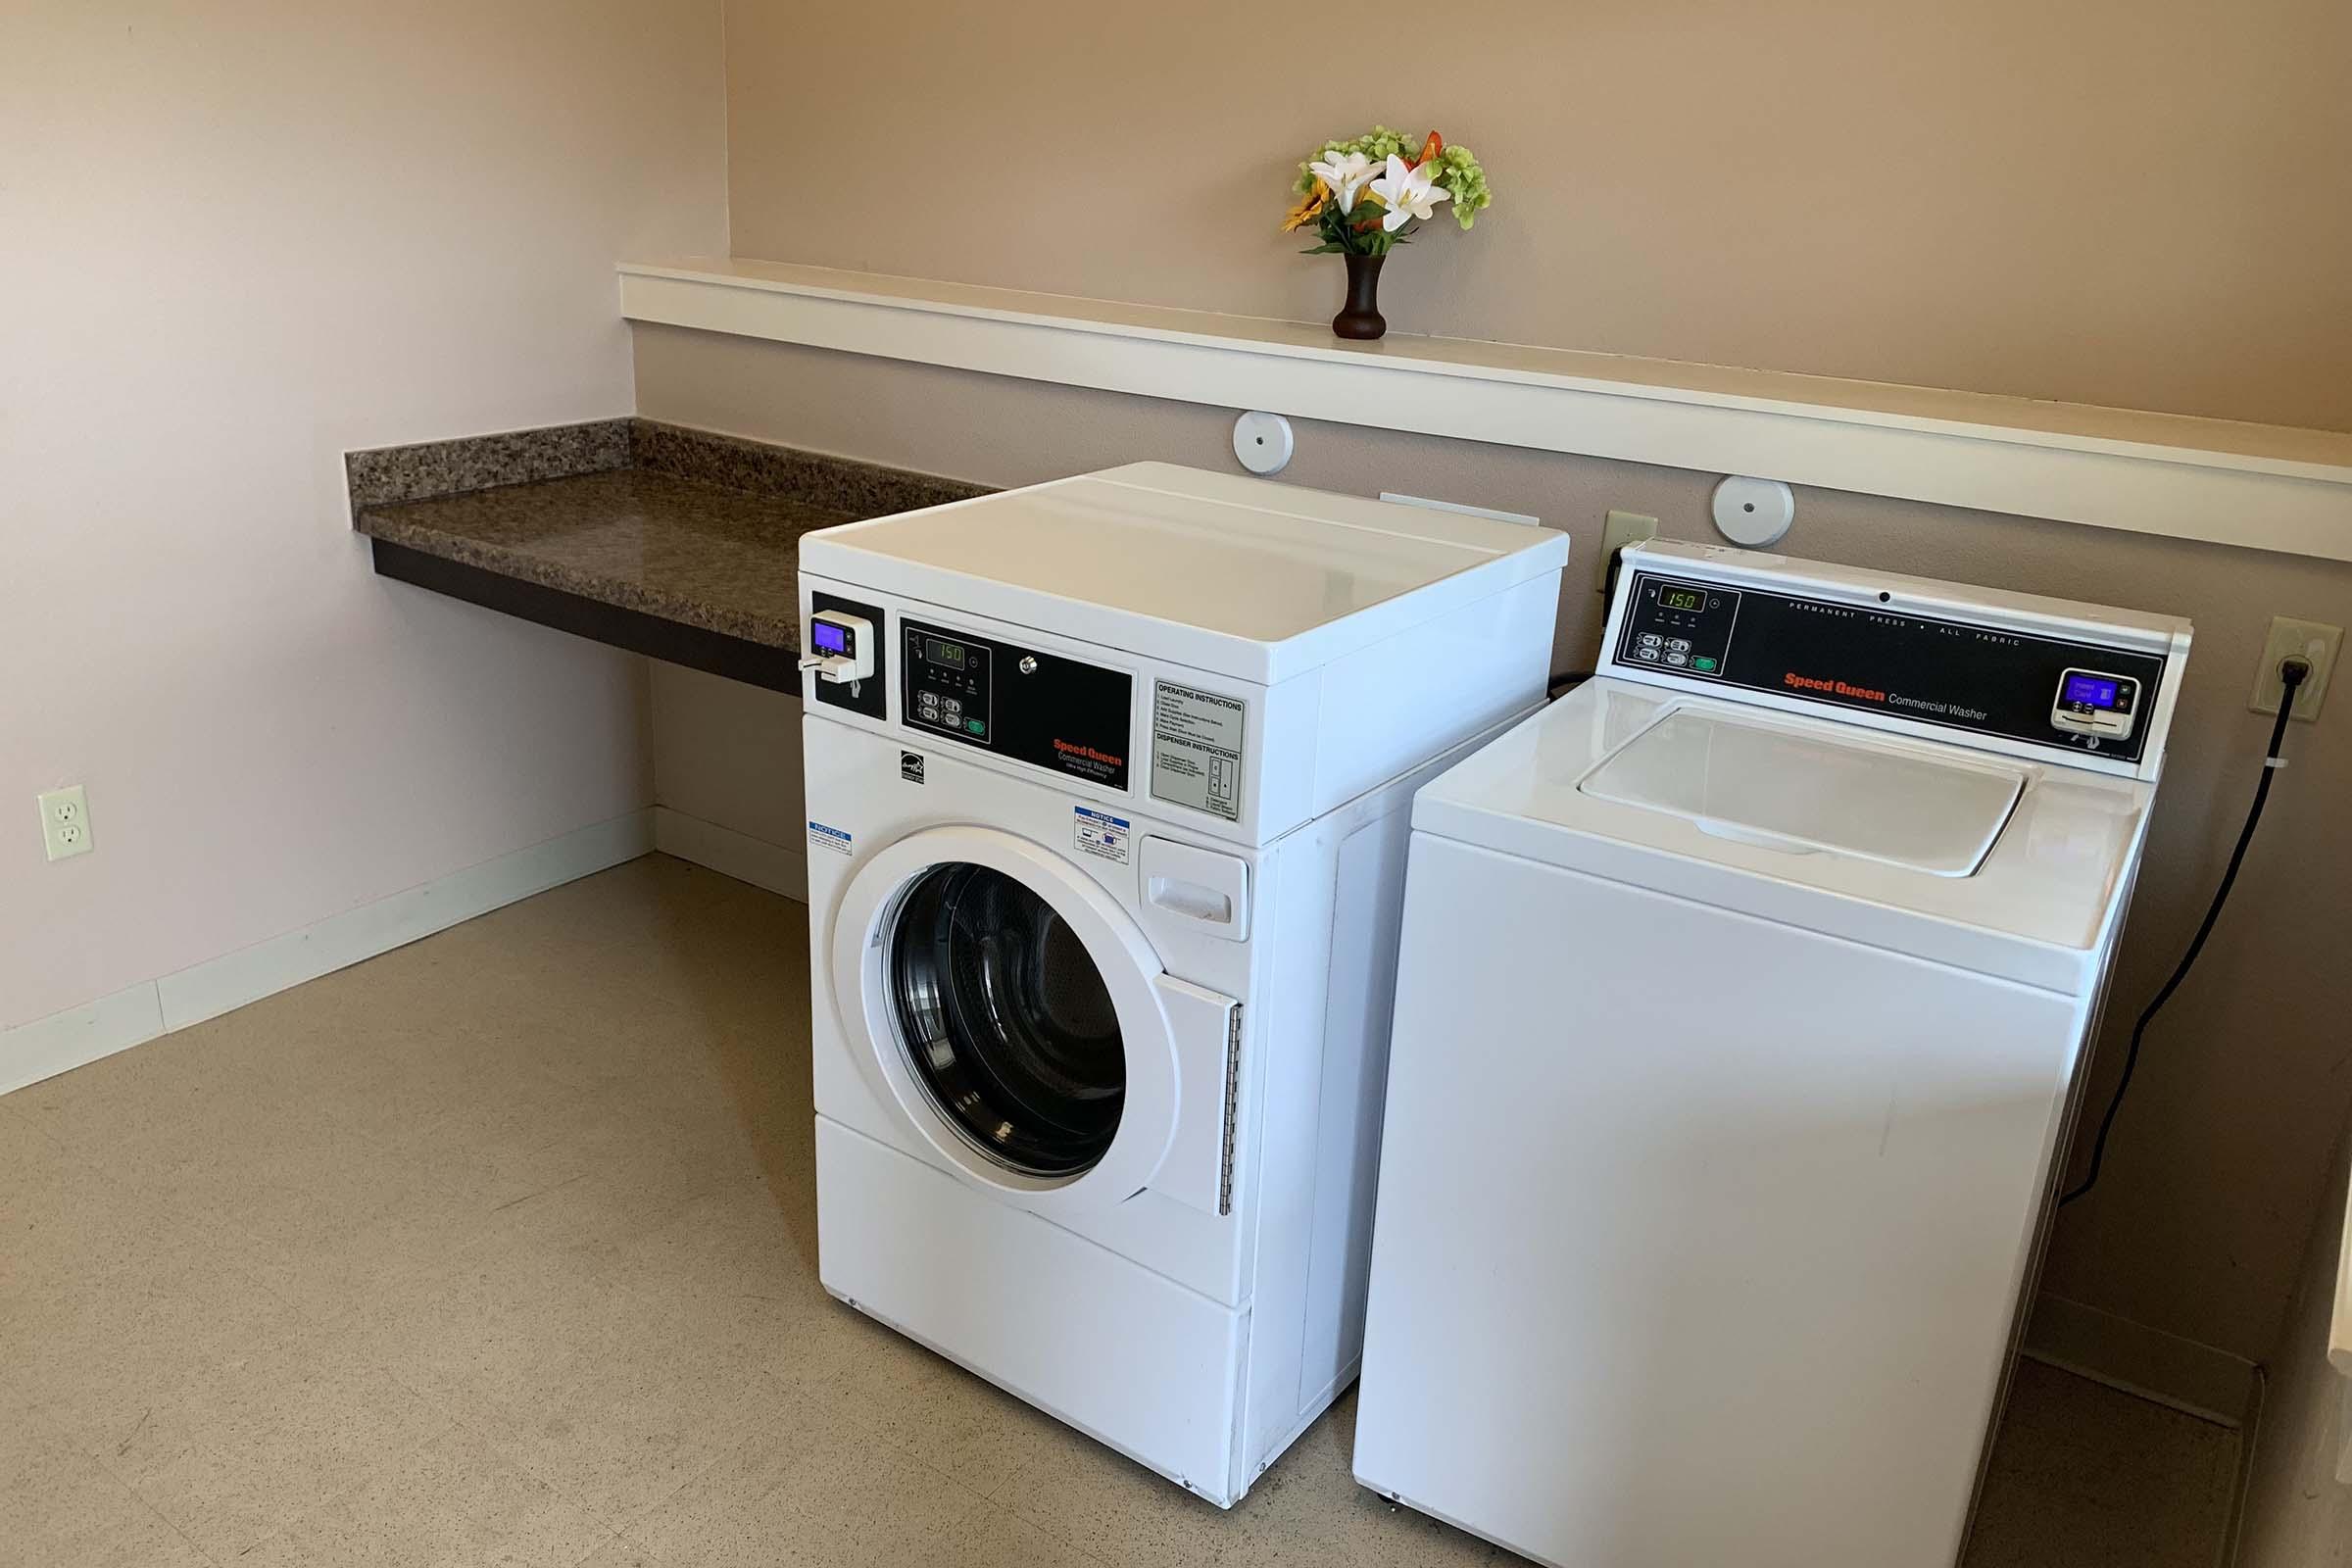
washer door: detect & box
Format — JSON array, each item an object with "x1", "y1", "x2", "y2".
[{"x1": 831, "y1": 825, "x2": 1182, "y2": 1214}]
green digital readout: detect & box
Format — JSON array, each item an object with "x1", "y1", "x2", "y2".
[
  {"x1": 1659, "y1": 586, "x2": 1707, "y2": 612},
  {"x1": 924, "y1": 637, "x2": 966, "y2": 668}
]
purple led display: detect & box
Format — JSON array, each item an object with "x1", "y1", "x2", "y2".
[
  {"x1": 2064, "y1": 673, "x2": 2119, "y2": 709},
  {"x1": 812, "y1": 620, "x2": 849, "y2": 655}
]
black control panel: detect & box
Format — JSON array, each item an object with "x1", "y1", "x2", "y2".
[
  {"x1": 1618, "y1": 578, "x2": 1738, "y2": 677},
  {"x1": 904, "y1": 624, "x2": 995, "y2": 744},
  {"x1": 1614, "y1": 571, "x2": 2169, "y2": 763},
  {"x1": 901, "y1": 619, "x2": 1132, "y2": 788}
]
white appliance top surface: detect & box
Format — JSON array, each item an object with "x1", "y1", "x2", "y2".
[
  {"x1": 1578, "y1": 707, "x2": 2027, "y2": 877},
  {"x1": 799, "y1": 463, "x2": 1567, "y2": 683},
  {"x1": 1416, "y1": 679, "x2": 2154, "y2": 992}
]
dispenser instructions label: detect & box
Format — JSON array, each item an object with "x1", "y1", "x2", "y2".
[
  {"x1": 1073, "y1": 806, "x2": 1132, "y2": 864},
  {"x1": 1151, "y1": 682, "x2": 1245, "y2": 822}
]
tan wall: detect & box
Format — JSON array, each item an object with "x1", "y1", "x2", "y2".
[
  {"x1": 0, "y1": 3, "x2": 725, "y2": 1037},
  {"x1": 635, "y1": 323, "x2": 2352, "y2": 1363},
  {"x1": 727, "y1": 0, "x2": 2352, "y2": 432},
  {"x1": 2238, "y1": 1119, "x2": 2352, "y2": 1566}
]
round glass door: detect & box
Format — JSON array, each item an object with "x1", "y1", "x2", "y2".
[{"x1": 887, "y1": 862, "x2": 1125, "y2": 1177}]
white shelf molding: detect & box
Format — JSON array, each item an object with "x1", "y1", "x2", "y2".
[{"x1": 619, "y1": 257, "x2": 2352, "y2": 563}]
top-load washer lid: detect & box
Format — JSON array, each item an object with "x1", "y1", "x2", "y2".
[
  {"x1": 797, "y1": 463, "x2": 1568, "y2": 685},
  {"x1": 1412, "y1": 680, "x2": 2155, "y2": 996},
  {"x1": 1577, "y1": 707, "x2": 2027, "y2": 878}
]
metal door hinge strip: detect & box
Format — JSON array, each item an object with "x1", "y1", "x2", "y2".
[{"x1": 1218, "y1": 1004, "x2": 1243, "y2": 1216}]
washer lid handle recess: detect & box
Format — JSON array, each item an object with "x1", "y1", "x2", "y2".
[{"x1": 829, "y1": 824, "x2": 1185, "y2": 1214}]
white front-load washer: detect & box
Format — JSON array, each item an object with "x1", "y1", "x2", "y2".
[
  {"x1": 1353, "y1": 540, "x2": 2192, "y2": 1566},
  {"x1": 795, "y1": 463, "x2": 1567, "y2": 1506}
]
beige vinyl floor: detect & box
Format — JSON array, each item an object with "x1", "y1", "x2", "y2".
[{"x1": 2, "y1": 855, "x2": 2240, "y2": 1567}]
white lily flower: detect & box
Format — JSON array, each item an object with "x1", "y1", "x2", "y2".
[
  {"x1": 1308, "y1": 149, "x2": 1378, "y2": 215},
  {"x1": 1368, "y1": 154, "x2": 1448, "y2": 232}
]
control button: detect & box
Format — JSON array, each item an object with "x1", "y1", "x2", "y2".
[
  {"x1": 1635, "y1": 647, "x2": 1661, "y2": 662},
  {"x1": 917, "y1": 694, "x2": 939, "y2": 715},
  {"x1": 943, "y1": 699, "x2": 962, "y2": 718},
  {"x1": 1638, "y1": 633, "x2": 1662, "y2": 649},
  {"x1": 965, "y1": 718, "x2": 987, "y2": 736},
  {"x1": 1665, "y1": 652, "x2": 1690, "y2": 667},
  {"x1": 1691, "y1": 656, "x2": 1719, "y2": 673},
  {"x1": 1667, "y1": 638, "x2": 1692, "y2": 653}
]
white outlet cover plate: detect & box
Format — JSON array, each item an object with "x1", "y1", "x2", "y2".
[
  {"x1": 39, "y1": 785, "x2": 92, "y2": 861},
  {"x1": 1233, "y1": 411, "x2": 1294, "y2": 475},
  {"x1": 2250, "y1": 615, "x2": 2343, "y2": 720},
  {"x1": 1593, "y1": 509, "x2": 1660, "y2": 594},
  {"x1": 1712, "y1": 475, "x2": 1796, "y2": 547}
]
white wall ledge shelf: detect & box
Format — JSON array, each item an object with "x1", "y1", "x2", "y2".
[{"x1": 618, "y1": 257, "x2": 2352, "y2": 563}]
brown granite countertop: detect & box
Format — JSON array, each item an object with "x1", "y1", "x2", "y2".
[{"x1": 348, "y1": 419, "x2": 986, "y2": 653}]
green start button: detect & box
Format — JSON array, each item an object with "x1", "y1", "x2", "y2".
[{"x1": 1692, "y1": 656, "x2": 1719, "y2": 673}]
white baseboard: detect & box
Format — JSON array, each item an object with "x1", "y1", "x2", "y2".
[
  {"x1": 0, "y1": 809, "x2": 654, "y2": 1098},
  {"x1": 653, "y1": 806, "x2": 808, "y2": 903},
  {"x1": 0, "y1": 982, "x2": 171, "y2": 1100},
  {"x1": 2022, "y1": 1292, "x2": 2261, "y2": 1427}
]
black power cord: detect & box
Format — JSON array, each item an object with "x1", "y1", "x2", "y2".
[{"x1": 2060, "y1": 657, "x2": 2312, "y2": 1207}]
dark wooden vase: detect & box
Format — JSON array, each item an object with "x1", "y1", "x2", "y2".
[{"x1": 1332, "y1": 254, "x2": 1387, "y2": 340}]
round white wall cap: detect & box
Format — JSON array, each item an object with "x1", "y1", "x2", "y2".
[
  {"x1": 1711, "y1": 475, "x2": 1796, "y2": 547},
  {"x1": 1233, "y1": 411, "x2": 1294, "y2": 475}
]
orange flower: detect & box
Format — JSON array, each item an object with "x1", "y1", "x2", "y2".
[
  {"x1": 1411, "y1": 130, "x2": 1444, "y2": 170},
  {"x1": 1281, "y1": 183, "x2": 1329, "y2": 233}
]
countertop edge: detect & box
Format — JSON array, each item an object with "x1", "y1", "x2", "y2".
[{"x1": 347, "y1": 418, "x2": 995, "y2": 659}]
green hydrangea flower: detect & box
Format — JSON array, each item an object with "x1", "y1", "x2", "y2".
[
  {"x1": 1296, "y1": 125, "x2": 1416, "y2": 194},
  {"x1": 1427, "y1": 144, "x2": 1493, "y2": 230}
]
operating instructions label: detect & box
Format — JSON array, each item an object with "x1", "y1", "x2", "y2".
[{"x1": 1151, "y1": 682, "x2": 1245, "y2": 822}]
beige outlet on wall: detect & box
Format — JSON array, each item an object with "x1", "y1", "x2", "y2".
[
  {"x1": 2249, "y1": 616, "x2": 2342, "y2": 721},
  {"x1": 1598, "y1": 510, "x2": 1659, "y2": 595},
  {"x1": 38, "y1": 785, "x2": 93, "y2": 861}
]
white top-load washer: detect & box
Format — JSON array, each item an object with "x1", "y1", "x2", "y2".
[
  {"x1": 1353, "y1": 540, "x2": 2191, "y2": 1566},
  {"x1": 797, "y1": 463, "x2": 1566, "y2": 1507}
]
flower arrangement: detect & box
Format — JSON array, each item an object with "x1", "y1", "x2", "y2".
[
  {"x1": 1283, "y1": 126, "x2": 1492, "y2": 257},
  {"x1": 1283, "y1": 126, "x2": 1491, "y2": 339}
]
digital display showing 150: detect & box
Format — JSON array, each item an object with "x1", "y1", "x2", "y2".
[
  {"x1": 1659, "y1": 586, "x2": 1707, "y2": 612},
  {"x1": 924, "y1": 637, "x2": 966, "y2": 668}
]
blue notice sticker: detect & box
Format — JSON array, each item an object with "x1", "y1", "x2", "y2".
[
  {"x1": 807, "y1": 820, "x2": 854, "y2": 856},
  {"x1": 1073, "y1": 806, "x2": 1132, "y2": 864}
]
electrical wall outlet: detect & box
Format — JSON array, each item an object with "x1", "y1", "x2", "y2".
[
  {"x1": 2249, "y1": 616, "x2": 2341, "y2": 721},
  {"x1": 1598, "y1": 510, "x2": 1659, "y2": 594},
  {"x1": 38, "y1": 785, "x2": 93, "y2": 861}
]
